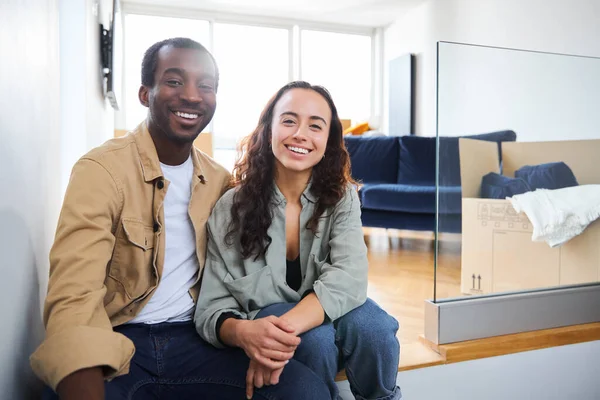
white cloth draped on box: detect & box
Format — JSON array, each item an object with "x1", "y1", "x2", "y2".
[{"x1": 508, "y1": 184, "x2": 600, "y2": 247}]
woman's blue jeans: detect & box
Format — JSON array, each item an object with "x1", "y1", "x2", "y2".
[{"x1": 257, "y1": 298, "x2": 402, "y2": 400}]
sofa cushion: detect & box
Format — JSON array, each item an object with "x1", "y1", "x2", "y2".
[
  {"x1": 480, "y1": 173, "x2": 531, "y2": 199},
  {"x1": 360, "y1": 183, "x2": 462, "y2": 214},
  {"x1": 397, "y1": 130, "x2": 517, "y2": 186},
  {"x1": 361, "y1": 209, "x2": 463, "y2": 233},
  {"x1": 397, "y1": 136, "x2": 437, "y2": 185},
  {"x1": 344, "y1": 136, "x2": 399, "y2": 184},
  {"x1": 515, "y1": 162, "x2": 579, "y2": 191}
]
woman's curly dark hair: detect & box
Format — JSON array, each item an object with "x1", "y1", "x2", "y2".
[{"x1": 226, "y1": 81, "x2": 356, "y2": 259}]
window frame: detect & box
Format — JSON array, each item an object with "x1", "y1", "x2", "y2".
[{"x1": 120, "y1": 2, "x2": 380, "y2": 148}]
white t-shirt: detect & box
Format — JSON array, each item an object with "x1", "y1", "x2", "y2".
[{"x1": 128, "y1": 155, "x2": 198, "y2": 324}]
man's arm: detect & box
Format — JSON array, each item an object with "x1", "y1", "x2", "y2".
[
  {"x1": 30, "y1": 158, "x2": 134, "y2": 394},
  {"x1": 56, "y1": 368, "x2": 104, "y2": 400}
]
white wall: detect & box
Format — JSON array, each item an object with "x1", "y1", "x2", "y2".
[
  {"x1": 0, "y1": 0, "x2": 114, "y2": 397},
  {"x1": 437, "y1": 42, "x2": 600, "y2": 141},
  {"x1": 0, "y1": 0, "x2": 60, "y2": 398},
  {"x1": 60, "y1": 0, "x2": 115, "y2": 194},
  {"x1": 338, "y1": 340, "x2": 600, "y2": 399},
  {"x1": 86, "y1": 0, "x2": 116, "y2": 150},
  {"x1": 383, "y1": 0, "x2": 600, "y2": 136},
  {"x1": 59, "y1": 0, "x2": 87, "y2": 194}
]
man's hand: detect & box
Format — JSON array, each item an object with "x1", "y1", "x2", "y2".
[
  {"x1": 56, "y1": 367, "x2": 104, "y2": 400},
  {"x1": 245, "y1": 359, "x2": 286, "y2": 399},
  {"x1": 234, "y1": 316, "x2": 300, "y2": 369}
]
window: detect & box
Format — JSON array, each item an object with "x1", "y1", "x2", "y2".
[
  {"x1": 122, "y1": 13, "x2": 374, "y2": 168},
  {"x1": 123, "y1": 15, "x2": 210, "y2": 129},
  {"x1": 301, "y1": 30, "x2": 372, "y2": 124},
  {"x1": 211, "y1": 23, "x2": 290, "y2": 150}
]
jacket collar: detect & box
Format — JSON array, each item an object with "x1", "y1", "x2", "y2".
[
  {"x1": 273, "y1": 180, "x2": 317, "y2": 205},
  {"x1": 133, "y1": 121, "x2": 206, "y2": 182}
]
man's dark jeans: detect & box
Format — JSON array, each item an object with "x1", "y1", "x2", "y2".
[{"x1": 42, "y1": 321, "x2": 330, "y2": 399}]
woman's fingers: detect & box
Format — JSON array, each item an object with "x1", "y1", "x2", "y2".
[
  {"x1": 254, "y1": 369, "x2": 264, "y2": 389},
  {"x1": 262, "y1": 368, "x2": 271, "y2": 387},
  {"x1": 267, "y1": 323, "x2": 301, "y2": 347},
  {"x1": 246, "y1": 363, "x2": 255, "y2": 399},
  {"x1": 261, "y1": 348, "x2": 294, "y2": 362},
  {"x1": 254, "y1": 354, "x2": 289, "y2": 370},
  {"x1": 268, "y1": 315, "x2": 296, "y2": 333},
  {"x1": 270, "y1": 366, "x2": 284, "y2": 385},
  {"x1": 263, "y1": 339, "x2": 297, "y2": 353}
]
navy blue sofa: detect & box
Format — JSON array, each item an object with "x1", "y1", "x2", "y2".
[{"x1": 344, "y1": 131, "x2": 517, "y2": 233}]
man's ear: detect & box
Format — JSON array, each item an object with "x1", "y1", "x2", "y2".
[{"x1": 139, "y1": 85, "x2": 149, "y2": 107}]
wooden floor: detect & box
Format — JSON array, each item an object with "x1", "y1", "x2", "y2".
[
  {"x1": 345, "y1": 231, "x2": 600, "y2": 377},
  {"x1": 363, "y1": 228, "x2": 462, "y2": 346}
]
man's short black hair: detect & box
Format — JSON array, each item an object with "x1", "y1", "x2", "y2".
[{"x1": 141, "y1": 37, "x2": 219, "y2": 89}]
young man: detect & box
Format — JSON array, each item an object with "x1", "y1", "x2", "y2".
[{"x1": 32, "y1": 38, "x2": 329, "y2": 400}]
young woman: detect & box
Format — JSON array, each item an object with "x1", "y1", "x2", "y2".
[{"x1": 195, "y1": 81, "x2": 401, "y2": 400}]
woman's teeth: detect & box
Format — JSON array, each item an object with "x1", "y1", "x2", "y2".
[{"x1": 288, "y1": 146, "x2": 309, "y2": 154}]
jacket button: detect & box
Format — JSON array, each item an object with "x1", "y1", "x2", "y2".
[
  {"x1": 157, "y1": 180, "x2": 164, "y2": 189},
  {"x1": 153, "y1": 223, "x2": 159, "y2": 232}
]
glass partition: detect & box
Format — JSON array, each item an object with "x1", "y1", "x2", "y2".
[{"x1": 435, "y1": 41, "x2": 600, "y2": 301}]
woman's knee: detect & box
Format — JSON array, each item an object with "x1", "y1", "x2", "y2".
[
  {"x1": 291, "y1": 325, "x2": 338, "y2": 382},
  {"x1": 336, "y1": 299, "x2": 400, "y2": 350},
  {"x1": 275, "y1": 359, "x2": 331, "y2": 400},
  {"x1": 343, "y1": 299, "x2": 398, "y2": 332},
  {"x1": 296, "y1": 323, "x2": 338, "y2": 359}
]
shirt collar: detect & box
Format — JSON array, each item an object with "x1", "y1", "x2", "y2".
[
  {"x1": 272, "y1": 180, "x2": 317, "y2": 205},
  {"x1": 132, "y1": 120, "x2": 206, "y2": 182}
]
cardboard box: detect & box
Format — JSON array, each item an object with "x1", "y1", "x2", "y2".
[
  {"x1": 193, "y1": 132, "x2": 213, "y2": 158},
  {"x1": 340, "y1": 119, "x2": 352, "y2": 131},
  {"x1": 459, "y1": 138, "x2": 600, "y2": 295}
]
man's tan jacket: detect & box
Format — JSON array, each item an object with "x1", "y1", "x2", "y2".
[{"x1": 30, "y1": 122, "x2": 230, "y2": 390}]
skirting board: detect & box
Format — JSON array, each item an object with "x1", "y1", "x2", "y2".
[{"x1": 425, "y1": 283, "x2": 600, "y2": 345}]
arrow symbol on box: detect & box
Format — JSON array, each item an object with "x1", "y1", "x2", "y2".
[{"x1": 478, "y1": 275, "x2": 482, "y2": 290}]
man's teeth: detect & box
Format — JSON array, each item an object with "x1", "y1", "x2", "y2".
[
  {"x1": 175, "y1": 111, "x2": 199, "y2": 119},
  {"x1": 288, "y1": 146, "x2": 309, "y2": 154}
]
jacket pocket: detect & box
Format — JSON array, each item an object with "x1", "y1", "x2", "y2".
[
  {"x1": 223, "y1": 266, "x2": 282, "y2": 313},
  {"x1": 109, "y1": 218, "x2": 156, "y2": 300},
  {"x1": 311, "y1": 251, "x2": 331, "y2": 272}
]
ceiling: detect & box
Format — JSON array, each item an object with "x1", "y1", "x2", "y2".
[{"x1": 122, "y1": 0, "x2": 425, "y2": 28}]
